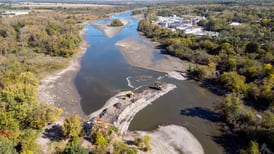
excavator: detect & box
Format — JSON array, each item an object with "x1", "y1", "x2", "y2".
[
  {"x1": 125, "y1": 91, "x2": 134, "y2": 98},
  {"x1": 117, "y1": 90, "x2": 135, "y2": 100}
]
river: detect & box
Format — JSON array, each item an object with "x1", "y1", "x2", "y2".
[{"x1": 74, "y1": 11, "x2": 224, "y2": 154}]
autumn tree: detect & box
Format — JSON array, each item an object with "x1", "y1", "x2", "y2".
[{"x1": 62, "y1": 114, "x2": 82, "y2": 140}]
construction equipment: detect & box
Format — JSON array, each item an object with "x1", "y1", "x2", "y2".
[{"x1": 125, "y1": 91, "x2": 134, "y2": 98}]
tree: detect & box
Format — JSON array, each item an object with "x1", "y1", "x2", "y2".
[
  {"x1": 26, "y1": 104, "x2": 63, "y2": 129},
  {"x1": 91, "y1": 131, "x2": 107, "y2": 146},
  {"x1": 110, "y1": 19, "x2": 124, "y2": 27},
  {"x1": 143, "y1": 135, "x2": 152, "y2": 152},
  {"x1": 220, "y1": 71, "x2": 247, "y2": 94},
  {"x1": 248, "y1": 141, "x2": 260, "y2": 154},
  {"x1": 113, "y1": 141, "x2": 137, "y2": 154},
  {"x1": 261, "y1": 111, "x2": 274, "y2": 129},
  {"x1": 63, "y1": 144, "x2": 89, "y2": 154},
  {"x1": 62, "y1": 114, "x2": 82, "y2": 140},
  {"x1": 0, "y1": 137, "x2": 18, "y2": 154},
  {"x1": 216, "y1": 94, "x2": 244, "y2": 123}
]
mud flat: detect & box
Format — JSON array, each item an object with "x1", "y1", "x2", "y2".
[
  {"x1": 116, "y1": 39, "x2": 192, "y2": 80},
  {"x1": 37, "y1": 28, "x2": 89, "y2": 118},
  {"x1": 92, "y1": 19, "x2": 129, "y2": 38},
  {"x1": 88, "y1": 82, "x2": 176, "y2": 134}
]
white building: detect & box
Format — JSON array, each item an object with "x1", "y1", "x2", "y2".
[
  {"x1": 229, "y1": 22, "x2": 241, "y2": 26},
  {"x1": 2, "y1": 11, "x2": 29, "y2": 16}
]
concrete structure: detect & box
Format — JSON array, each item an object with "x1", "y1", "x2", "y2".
[{"x1": 2, "y1": 11, "x2": 29, "y2": 17}]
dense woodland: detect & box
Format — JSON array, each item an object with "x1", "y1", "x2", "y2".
[
  {"x1": 0, "y1": 4, "x2": 147, "y2": 153},
  {"x1": 138, "y1": 3, "x2": 274, "y2": 153},
  {"x1": 0, "y1": 11, "x2": 83, "y2": 153}
]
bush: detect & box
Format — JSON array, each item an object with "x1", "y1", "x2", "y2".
[
  {"x1": 220, "y1": 71, "x2": 247, "y2": 94},
  {"x1": 113, "y1": 141, "x2": 137, "y2": 154},
  {"x1": 62, "y1": 114, "x2": 82, "y2": 140},
  {"x1": 134, "y1": 135, "x2": 151, "y2": 152},
  {"x1": 110, "y1": 19, "x2": 124, "y2": 27},
  {"x1": 0, "y1": 137, "x2": 18, "y2": 154},
  {"x1": 63, "y1": 144, "x2": 89, "y2": 154}
]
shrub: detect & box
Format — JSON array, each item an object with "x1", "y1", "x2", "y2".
[
  {"x1": 113, "y1": 141, "x2": 137, "y2": 154},
  {"x1": 110, "y1": 19, "x2": 124, "y2": 27},
  {"x1": 63, "y1": 144, "x2": 89, "y2": 154}
]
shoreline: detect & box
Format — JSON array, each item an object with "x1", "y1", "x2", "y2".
[
  {"x1": 116, "y1": 38, "x2": 192, "y2": 80},
  {"x1": 37, "y1": 25, "x2": 89, "y2": 118},
  {"x1": 88, "y1": 82, "x2": 177, "y2": 134},
  {"x1": 125, "y1": 125, "x2": 204, "y2": 154},
  {"x1": 91, "y1": 19, "x2": 129, "y2": 38},
  {"x1": 36, "y1": 12, "x2": 208, "y2": 154}
]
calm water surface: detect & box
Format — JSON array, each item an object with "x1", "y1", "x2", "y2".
[{"x1": 75, "y1": 11, "x2": 223, "y2": 154}]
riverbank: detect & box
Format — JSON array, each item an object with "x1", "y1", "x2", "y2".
[
  {"x1": 125, "y1": 125, "x2": 204, "y2": 154},
  {"x1": 116, "y1": 38, "x2": 191, "y2": 80},
  {"x1": 92, "y1": 19, "x2": 129, "y2": 38},
  {"x1": 37, "y1": 27, "x2": 89, "y2": 118},
  {"x1": 87, "y1": 83, "x2": 205, "y2": 154}
]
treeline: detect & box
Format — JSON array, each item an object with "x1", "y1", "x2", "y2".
[
  {"x1": 138, "y1": 4, "x2": 274, "y2": 153},
  {"x1": 0, "y1": 12, "x2": 82, "y2": 153}
]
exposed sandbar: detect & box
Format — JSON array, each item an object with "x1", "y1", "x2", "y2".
[
  {"x1": 92, "y1": 19, "x2": 129, "y2": 38},
  {"x1": 125, "y1": 125, "x2": 204, "y2": 154},
  {"x1": 37, "y1": 28, "x2": 89, "y2": 118},
  {"x1": 116, "y1": 38, "x2": 192, "y2": 80},
  {"x1": 88, "y1": 82, "x2": 176, "y2": 134}
]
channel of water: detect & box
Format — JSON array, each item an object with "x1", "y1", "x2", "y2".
[{"x1": 74, "y1": 11, "x2": 223, "y2": 154}]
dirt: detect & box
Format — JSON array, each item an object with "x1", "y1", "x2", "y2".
[
  {"x1": 92, "y1": 19, "x2": 129, "y2": 38},
  {"x1": 37, "y1": 28, "x2": 89, "y2": 118},
  {"x1": 88, "y1": 82, "x2": 176, "y2": 134},
  {"x1": 125, "y1": 125, "x2": 204, "y2": 154},
  {"x1": 116, "y1": 38, "x2": 192, "y2": 80}
]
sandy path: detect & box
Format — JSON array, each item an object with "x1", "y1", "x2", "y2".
[
  {"x1": 37, "y1": 28, "x2": 89, "y2": 118},
  {"x1": 116, "y1": 38, "x2": 191, "y2": 80},
  {"x1": 92, "y1": 19, "x2": 129, "y2": 38}
]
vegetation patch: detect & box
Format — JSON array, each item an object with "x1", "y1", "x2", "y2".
[{"x1": 109, "y1": 19, "x2": 124, "y2": 27}]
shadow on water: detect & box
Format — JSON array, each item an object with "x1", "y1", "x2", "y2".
[
  {"x1": 180, "y1": 107, "x2": 221, "y2": 122},
  {"x1": 180, "y1": 107, "x2": 242, "y2": 153}
]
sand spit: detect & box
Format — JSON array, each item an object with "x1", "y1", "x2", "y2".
[
  {"x1": 37, "y1": 28, "x2": 88, "y2": 118},
  {"x1": 92, "y1": 19, "x2": 129, "y2": 38},
  {"x1": 116, "y1": 39, "x2": 192, "y2": 80},
  {"x1": 88, "y1": 82, "x2": 176, "y2": 134},
  {"x1": 126, "y1": 125, "x2": 204, "y2": 154},
  {"x1": 132, "y1": 14, "x2": 145, "y2": 21}
]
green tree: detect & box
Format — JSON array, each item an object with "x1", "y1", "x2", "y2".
[
  {"x1": 143, "y1": 135, "x2": 152, "y2": 152},
  {"x1": 110, "y1": 19, "x2": 124, "y2": 27},
  {"x1": 261, "y1": 111, "x2": 274, "y2": 129},
  {"x1": 62, "y1": 114, "x2": 82, "y2": 139},
  {"x1": 220, "y1": 72, "x2": 247, "y2": 94},
  {"x1": 216, "y1": 94, "x2": 244, "y2": 123},
  {"x1": 63, "y1": 144, "x2": 89, "y2": 154},
  {"x1": 248, "y1": 141, "x2": 260, "y2": 154},
  {"x1": 113, "y1": 141, "x2": 137, "y2": 154},
  {"x1": 0, "y1": 137, "x2": 18, "y2": 154},
  {"x1": 91, "y1": 131, "x2": 107, "y2": 146}
]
